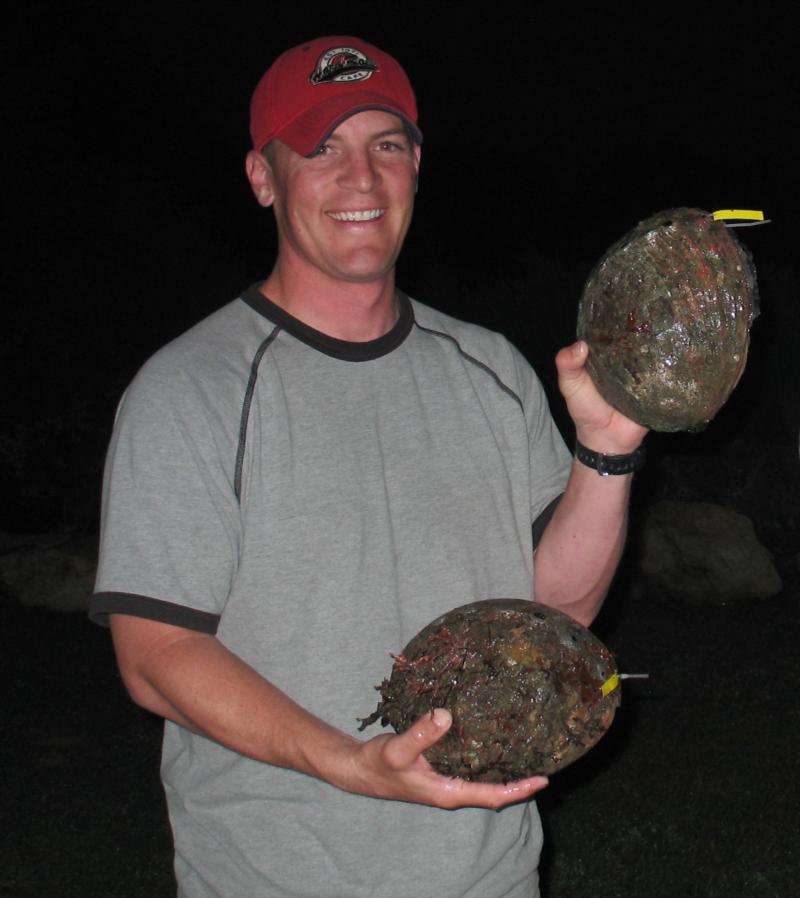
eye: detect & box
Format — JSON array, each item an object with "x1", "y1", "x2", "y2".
[{"x1": 378, "y1": 129, "x2": 412, "y2": 151}]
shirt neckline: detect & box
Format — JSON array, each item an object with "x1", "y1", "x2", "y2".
[{"x1": 240, "y1": 282, "x2": 414, "y2": 362}]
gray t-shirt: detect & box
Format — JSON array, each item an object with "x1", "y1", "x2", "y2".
[{"x1": 92, "y1": 285, "x2": 571, "y2": 898}]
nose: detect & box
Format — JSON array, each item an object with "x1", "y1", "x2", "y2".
[{"x1": 337, "y1": 149, "x2": 381, "y2": 193}]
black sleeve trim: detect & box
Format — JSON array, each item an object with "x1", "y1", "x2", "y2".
[
  {"x1": 532, "y1": 493, "x2": 563, "y2": 549},
  {"x1": 89, "y1": 592, "x2": 221, "y2": 634}
]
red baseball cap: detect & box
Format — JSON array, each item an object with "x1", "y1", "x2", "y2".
[{"x1": 249, "y1": 36, "x2": 423, "y2": 156}]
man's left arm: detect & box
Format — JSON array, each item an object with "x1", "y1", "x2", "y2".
[{"x1": 533, "y1": 340, "x2": 648, "y2": 627}]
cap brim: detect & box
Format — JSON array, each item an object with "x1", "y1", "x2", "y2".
[{"x1": 270, "y1": 91, "x2": 423, "y2": 156}]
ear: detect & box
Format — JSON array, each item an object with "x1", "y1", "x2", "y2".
[
  {"x1": 245, "y1": 149, "x2": 276, "y2": 208},
  {"x1": 413, "y1": 143, "x2": 421, "y2": 193}
]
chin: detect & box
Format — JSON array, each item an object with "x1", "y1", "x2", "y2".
[{"x1": 331, "y1": 255, "x2": 398, "y2": 284}]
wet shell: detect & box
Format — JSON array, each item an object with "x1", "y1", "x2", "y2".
[
  {"x1": 358, "y1": 599, "x2": 620, "y2": 781},
  {"x1": 577, "y1": 207, "x2": 758, "y2": 432}
]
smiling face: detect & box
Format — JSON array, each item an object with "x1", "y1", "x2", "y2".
[{"x1": 247, "y1": 110, "x2": 420, "y2": 291}]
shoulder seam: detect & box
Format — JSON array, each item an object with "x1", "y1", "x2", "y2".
[
  {"x1": 412, "y1": 321, "x2": 524, "y2": 412},
  {"x1": 234, "y1": 326, "x2": 281, "y2": 501}
]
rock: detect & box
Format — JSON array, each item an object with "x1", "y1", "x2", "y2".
[
  {"x1": 0, "y1": 532, "x2": 97, "y2": 612},
  {"x1": 638, "y1": 501, "x2": 782, "y2": 604}
]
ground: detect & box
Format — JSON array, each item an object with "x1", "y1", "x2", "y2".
[{"x1": 2, "y1": 563, "x2": 798, "y2": 897}]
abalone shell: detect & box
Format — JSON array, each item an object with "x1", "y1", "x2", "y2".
[
  {"x1": 358, "y1": 599, "x2": 620, "y2": 781},
  {"x1": 577, "y1": 208, "x2": 758, "y2": 432}
]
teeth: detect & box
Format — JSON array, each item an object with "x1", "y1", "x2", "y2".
[{"x1": 329, "y1": 209, "x2": 384, "y2": 222}]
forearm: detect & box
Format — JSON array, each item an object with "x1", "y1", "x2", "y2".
[
  {"x1": 533, "y1": 459, "x2": 632, "y2": 626},
  {"x1": 110, "y1": 614, "x2": 358, "y2": 786},
  {"x1": 109, "y1": 613, "x2": 548, "y2": 809},
  {"x1": 539, "y1": 340, "x2": 648, "y2": 626}
]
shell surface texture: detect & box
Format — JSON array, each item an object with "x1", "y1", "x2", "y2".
[
  {"x1": 577, "y1": 207, "x2": 758, "y2": 432},
  {"x1": 358, "y1": 599, "x2": 620, "y2": 782}
]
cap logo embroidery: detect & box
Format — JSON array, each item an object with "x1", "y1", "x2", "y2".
[{"x1": 309, "y1": 46, "x2": 378, "y2": 85}]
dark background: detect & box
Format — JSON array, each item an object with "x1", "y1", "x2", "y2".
[
  {"x1": 4, "y1": 1, "x2": 799, "y2": 532},
  {"x1": 3, "y1": 3, "x2": 799, "y2": 897}
]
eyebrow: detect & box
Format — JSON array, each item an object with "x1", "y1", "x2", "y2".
[{"x1": 372, "y1": 127, "x2": 409, "y2": 139}]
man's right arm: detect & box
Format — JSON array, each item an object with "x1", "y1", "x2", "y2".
[{"x1": 110, "y1": 613, "x2": 547, "y2": 811}]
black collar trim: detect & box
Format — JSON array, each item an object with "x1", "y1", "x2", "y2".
[{"x1": 239, "y1": 283, "x2": 414, "y2": 362}]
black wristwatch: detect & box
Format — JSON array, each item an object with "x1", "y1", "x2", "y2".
[{"x1": 574, "y1": 439, "x2": 645, "y2": 476}]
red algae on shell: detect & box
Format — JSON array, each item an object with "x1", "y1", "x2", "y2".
[{"x1": 358, "y1": 599, "x2": 620, "y2": 782}]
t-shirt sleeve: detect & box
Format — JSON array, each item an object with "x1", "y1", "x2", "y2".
[
  {"x1": 90, "y1": 365, "x2": 240, "y2": 633},
  {"x1": 512, "y1": 346, "x2": 572, "y2": 524}
]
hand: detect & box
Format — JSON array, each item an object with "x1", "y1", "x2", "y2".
[
  {"x1": 343, "y1": 709, "x2": 548, "y2": 810},
  {"x1": 555, "y1": 340, "x2": 648, "y2": 455}
]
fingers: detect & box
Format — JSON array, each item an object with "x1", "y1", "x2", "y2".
[
  {"x1": 381, "y1": 710, "x2": 548, "y2": 810},
  {"x1": 555, "y1": 341, "x2": 649, "y2": 448},
  {"x1": 382, "y1": 708, "x2": 452, "y2": 770},
  {"x1": 352, "y1": 709, "x2": 549, "y2": 810},
  {"x1": 436, "y1": 772, "x2": 549, "y2": 810}
]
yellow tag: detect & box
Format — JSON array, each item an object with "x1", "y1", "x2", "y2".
[
  {"x1": 712, "y1": 209, "x2": 765, "y2": 221},
  {"x1": 601, "y1": 673, "x2": 620, "y2": 696}
]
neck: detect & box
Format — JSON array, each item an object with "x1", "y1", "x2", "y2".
[{"x1": 260, "y1": 263, "x2": 399, "y2": 342}]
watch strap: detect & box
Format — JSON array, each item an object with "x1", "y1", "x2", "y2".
[{"x1": 575, "y1": 440, "x2": 645, "y2": 476}]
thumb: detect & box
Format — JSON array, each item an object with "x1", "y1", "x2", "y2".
[
  {"x1": 555, "y1": 340, "x2": 588, "y2": 375},
  {"x1": 556, "y1": 341, "x2": 590, "y2": 400},
  {"x1": 383, "y1": 708, "x2": 452, "y2": 770}
]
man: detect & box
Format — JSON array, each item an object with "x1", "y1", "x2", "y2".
[{"x1": 91, "y1": 36, "x2": 646, "y2": 898}]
